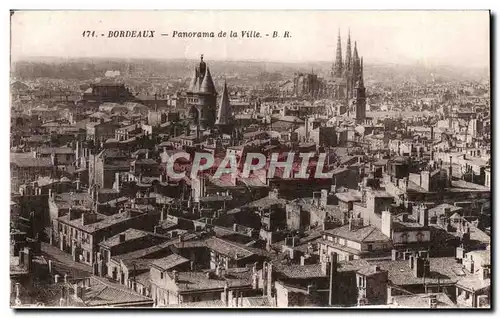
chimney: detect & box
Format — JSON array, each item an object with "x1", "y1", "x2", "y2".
[
  {"x1": 419, "y1": 207, "x2": 429, "y2": 227},
  {"x1": 479, "y1": 266, "x2": 490, "y2": 281},
  {"x1": 455, "y1": 245, "x2": 465, "y2": 261},
  {"x1": 381, "y1": 210, "x2": 392, "y2": 239},
  {"x1": 429, "y1": 294, "x2": 438, "y2": 308},
  {"x1": 233, "y1": 291, "x2": 238, "y2": 308},
  {"x1": 59, "y1": 286, "x2": 66, "y2": 307},
  {"x1": 391, "y1": 249, "x2": 398, "y2": 261},
  {"x1": 24, "y1": 248, "x2": 33, "y2": 272},
  {"x1": 114, "y1": 172, "x2": 120, "y2": 192},
  {"x1": 409, "y1": 253, "x2": 415, "y2": 269},
  {"x1": 54, "y1": 274, "x2": 60, "y2": 284},
  {"x1": 266, "y1": 263, "x2": 273, "y2": 297},
  {"x1": 221, "y1": 282, "x2": 229, "y2": 307},
  {"x1": 328, "y1": 252, "x2": 338, "y2": 306},
  {"x1": 233, "y1": 223, "x2": 238, "y2": 232},
  {"x1": 119, "y1": 233, "x2": 126, "y2": 243},
  {"x1": 307, "y1": 284, "x2": 316, "y2": 295},
  {"x1": 413, "y1": 257, "x2": 428, "y2": 278},
  {"x1": 449, "y1": 156, "x2": 453, "y2": 184}
]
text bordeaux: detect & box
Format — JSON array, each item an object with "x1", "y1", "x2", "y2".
[{"x1": 108, "y1": 30, "x2": 155, "y2": 38}]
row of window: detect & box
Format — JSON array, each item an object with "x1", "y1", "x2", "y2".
[{"x1": 58, "y1": 223, "x2": 90, "y2": 243}]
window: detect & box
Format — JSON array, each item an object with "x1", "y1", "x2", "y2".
[
  {"x1": 160, "y1": 272, "x2": 164, "y2": 279},
  {"x1": 367, "y1": 244, "x2": 373, "y2": 251},
  {"x1": 416, "y1": 232, "x2": 424, "y2": 242},
  {"x1": 401, "y1": 233, "x2": 409, "y2": 244}
]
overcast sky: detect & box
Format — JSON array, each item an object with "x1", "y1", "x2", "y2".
[{"x1": 11, "y1": 10, "x2": 490, "y2": 68}]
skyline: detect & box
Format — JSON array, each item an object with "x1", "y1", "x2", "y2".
[{"x1": 11, "y1": 11, "x2": 490, "y2": 68}]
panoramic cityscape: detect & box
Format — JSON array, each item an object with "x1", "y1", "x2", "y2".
[{"x1": 9, "y1": 11, "x2": 491, "y2": 308}]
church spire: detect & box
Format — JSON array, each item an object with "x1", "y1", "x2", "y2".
[
  {"x1": 333, "y1": 29, "x2": 343, "y2": 77},
  {"x1": 353, "y1": 41, "x2": 361, "y2": 80},
  {"x1": 359, "y1": 57, "x2": 364, "y2": 86},
  {"x1": 345, "y1": 29, "x2": 352, "y2": 71},
  {"x1": 353, "y1": 41, "x2": 359, "y2": 64},
  {"x1": 215, "y1": 80, "x2": 232, "y2": 126}
]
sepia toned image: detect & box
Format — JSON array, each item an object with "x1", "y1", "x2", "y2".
[{"x1": 9, "y1": 10, "x2": 491, "y2": 309}]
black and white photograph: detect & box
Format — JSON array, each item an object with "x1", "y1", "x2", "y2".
[{"x1": 8, "y1": 10, "x2": 491, "y2": 309}]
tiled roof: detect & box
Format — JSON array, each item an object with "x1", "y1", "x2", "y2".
[
  {"x1": 465, "y1": 250, "x2": 490, "y2": 266},
  {"x1": 369, "y1": 257, "x2": 473, "y2": 286},
  {"x1": 391, "y1": 293, "x2": 456, "y2": 308},
  {"x1": 323, "y1": 225, "x2": 390, "y2": 243},
  {"x1": 318, "y1": 239, "x2": 362, "y2": 256},
  {"x1": 36, "y1": 147, "x2": 74, "y2": 155},
  {"x1": 277, "y1": 264, "x2": 324, "y2": 279},
  {"x1": 100, "y1": 229, "x2": 150, "y2": 248},
  {"x1": 428, "y1": 203, "x2": 462, "y2": 217},
  {"x1": 205, "y1": 238, "x2": 255, "y2": 260},
  {"x1": 114, "y1": 234, "x2": 197, "y2": 261},
  {"x1": 242, "y1": 296, "x2": 273, "y2": 307},
  {"x1": 243, "y1": 197, "x2": 287, "y2": 209},
  {"x1": 335, "y1": 192, "x2": 360, "y2": 202},
  {"x1": 172, "y1": 267, "x2": 252, "y2": 292},
  {"x1": 11, "y1": 157, "x2": 53, "y2": 168},
  {"x1": 151, "y1": 254, "x2": 189, "y2": 272},
  {"x1": 58, "y1": 211, "x2": 144, "y2": 234},
  {"x1": 80, "y1": 276, "x2": 153, "y2": 307},
  {"x1": 455, "y1": 277, "x2": 490, "y2": 292}
]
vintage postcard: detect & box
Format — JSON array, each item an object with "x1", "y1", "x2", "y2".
[{"x1": 9, "y1": 10, "x2": 491, "y2": 308}]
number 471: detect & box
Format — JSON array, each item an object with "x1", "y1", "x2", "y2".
[{"x1": 82, "y1": 31, "x2": 96, "y2": 37}]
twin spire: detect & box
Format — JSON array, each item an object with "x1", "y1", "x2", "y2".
[{"x1": 333, "y1": 29, "x2": 364, "y2": 85}]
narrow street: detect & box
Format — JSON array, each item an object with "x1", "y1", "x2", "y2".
[{"x1": 40, "y1": 242, "x2": 92, "y2": 279}]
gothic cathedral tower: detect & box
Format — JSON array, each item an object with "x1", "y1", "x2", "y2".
[
  {"x1": 354, "y1": 57, "x2": 366, "y2": 123},
  {"x1": 186, "y1": 55, "x2": 218, "y2": 131}
]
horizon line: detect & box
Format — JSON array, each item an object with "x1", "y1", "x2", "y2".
[{"x1": 11, "y1": 55, "x2": 489, "y2": 70}]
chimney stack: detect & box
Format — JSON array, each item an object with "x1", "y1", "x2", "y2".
[
  {"x1": 449, "y1": 156, "x2": 453, "y2": 185},
  {"x1": 381, "y1": 210, "x2": 392, "y2": 239},
  {"x1": 419, "y1": 206, "x2": 429, "y2": 227},
  {"x1": 328, "y1": 252, "x2": 338, "y2": 306},
  {"x1": 429, "y1": 294, "x2": 438, "y2": 308}
]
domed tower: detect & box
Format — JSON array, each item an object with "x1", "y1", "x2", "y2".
[{"x1": 186, "y1": 55, "x2": 218, "y2": 132}]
